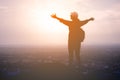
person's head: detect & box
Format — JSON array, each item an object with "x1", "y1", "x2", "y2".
[{"x1": 70, "y1": 12, "x2": 78, "y2": 20}]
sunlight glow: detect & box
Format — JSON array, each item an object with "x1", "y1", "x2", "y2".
[
  {"x1": 23, "y1": 1, "x2": 96, "y2": 46},
  {"x1": 27, "y1": 5, "x2": 68, "y2": 33},
  {"x1": 0, "y1": 0, "x2": 119, "y2": 46},
  {"x1": 23, "y1": 2, "x2": 70, "y2": 46}
]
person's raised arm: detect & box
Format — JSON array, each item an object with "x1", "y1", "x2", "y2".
[
  {"x1": 51, "y1": 14, "x2": 63, "y2": 21},
  {"x1": 81, "y1": 17, "x2": 94, "y2": 26},
  {"x1": 51, "y1": 13, "x2": 70, "y2": 26}
]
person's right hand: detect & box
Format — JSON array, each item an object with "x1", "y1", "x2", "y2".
[
  {"x1": 51, "y1": 14, "x2": 57, "y2": 18},
  {"x1": 89, "y1": 17, "x2": 94, "y2": 21}
]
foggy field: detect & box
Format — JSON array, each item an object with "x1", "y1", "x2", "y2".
[{"x1": 0, "y1": 45, "x2": 120, "y2": 80}]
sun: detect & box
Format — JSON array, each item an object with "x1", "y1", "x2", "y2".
[
  {"x1": 27, "y1": 6, "x2": 69, "y2": 34},
  {"x1": 25, "y1": 5, "x2": 69, "y2": 45}
]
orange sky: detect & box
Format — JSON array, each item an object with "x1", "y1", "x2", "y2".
[{"x1": 0, "y1": 0, "x2": 120, "y2": 46}]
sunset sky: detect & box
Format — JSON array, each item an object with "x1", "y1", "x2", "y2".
[{"x1": 0, "y1": 0, "x2": 120, "y2": 46}]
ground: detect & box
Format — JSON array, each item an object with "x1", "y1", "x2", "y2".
[{"x1": 0, "y1": 45, "x2": 120, "y2": 80}]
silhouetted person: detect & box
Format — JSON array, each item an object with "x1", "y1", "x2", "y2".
[{"x1": 51, "y1": 12, "x2": 94, "y2": 65}]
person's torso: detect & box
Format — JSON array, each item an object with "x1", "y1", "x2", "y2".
[{"x1": 68, "y1": 20, "x2": 85, "y2": 42}]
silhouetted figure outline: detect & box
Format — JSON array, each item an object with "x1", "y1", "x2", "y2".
[{"x1": 51, "y1": 12, "x2": 94, "y2": 64}]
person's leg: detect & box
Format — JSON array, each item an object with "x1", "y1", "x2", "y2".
[
  {"x1": 68, "y1": 47, "x2": 74, "y2": 64},
  {"x1": 68, "y1": 34, "x2": 75, "y2": 65},
  {"x1": 68, "y1": 38, "x2": 74, "y2": 64},
  {"x1": 68, "y1": 45, "x2": 74, "y2": 64},
  {"x1": 75, "y1": 43, "x2": 81, "y2": 64}
]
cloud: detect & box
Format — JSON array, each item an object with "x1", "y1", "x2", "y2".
[
  {"x1": 0, "y1": 6, "x2": 8, "y2": 10},
  {"x1": 0, "y1": 6, "x2": 9, "y2": 14}
]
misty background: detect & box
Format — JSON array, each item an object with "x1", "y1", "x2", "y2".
[{"x1": 0, "y1": 0, "x2": 120, "y2": 47}]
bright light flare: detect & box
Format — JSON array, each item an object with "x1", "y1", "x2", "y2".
[{"x1": 27, "y1": 6, "x2": 68, "y2": 34}]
